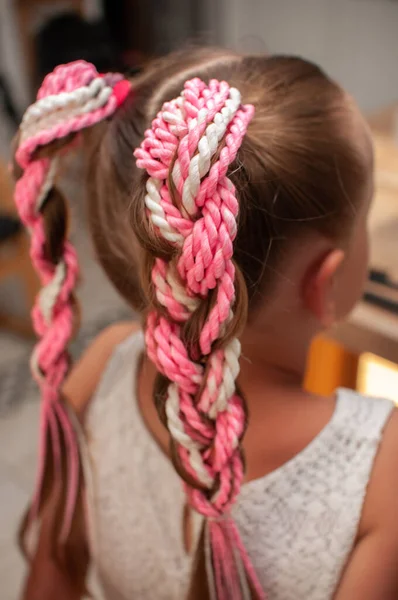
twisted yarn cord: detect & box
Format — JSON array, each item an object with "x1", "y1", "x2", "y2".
[
  {"x1": 135, "y1": 77, "x2": 252, "y2": 511},
  {"x1": 14, "y1": 60, "x2": 131, "y2": 542},
  {"x1": 135, "y1": 79, "x2": 265, "y2": 599}
]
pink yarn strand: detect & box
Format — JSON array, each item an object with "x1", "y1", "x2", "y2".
[
  {"x1": 28, "y1": 401, "x2": 56, "y2": 521},
  {"x1": 208, "y1": 519, "x2": 241, "y2": 600},
  {"x1": 229, "y1": 520, "x2": 267, "y2": 600},
  {"x1": 54, "y1": 401, "x2": 80, "y2": 542},
  {"x1": 207, "y1": 518, "x2": 266, "y2": 600}
]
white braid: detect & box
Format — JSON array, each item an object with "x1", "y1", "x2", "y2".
[
  {"x1": 165, "y1": 267, "x2": 199, "y2": 312},
  {"x1": 145, "y1": 88, "x2": 241, "y2": 242},
  {"x1": 21, "y1": 78, "x2": 106, "y2": 128},
  {"x1": 173, "y1": 87, "x2": 241, "y2": 215},
  {"x1": 144, "y1": 178, "x2": 184, "y2": 243},
  {"x1": 30, "y1": 348, "x2": 43, "y2": 383},
  {"x1": 162, "y1": 109, "x2": 185, "y2": 128},
  {"x1": 21, "y1": 83, "x2": 112, "y2": 142},
  {"x1": 162, "y1": 95, "x2": 186, "y2": 130},
  {"x1": 140, "y1": 83, "x2": 246, "y2": 497},
  {"x1": 166, "y1": 384, "x2": 214, "y2": 488},
  {"x1": 154, "y1": 266, "x2": 199, "y2": 314},
  {"x1": 153, "y1": 271, "x2": 184, "y2": 314},
  {"x1": 35, "y1": 157, "x2": 59, "y2": 213},
  {"x1": 143, "y1": 102, "x2": 190, "y2": 240},
  {"x1": 38, "y1": 261, "x2": 67, "y2": 325},
  {"x1": 207, "y1": 338, "x2": 241, "y2": 419}
]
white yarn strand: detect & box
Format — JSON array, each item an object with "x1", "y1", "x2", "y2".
[
  {"x1": 35, "y1": 157, "x2": 59, "y2": 213},
  {"x1": 208, "y1": 338, "x2": 241, "y2": 419},
  {"x1": 30, "y1": 348, "x2": 43, "y2": 384},
  {"x1": 174, "y1": 87, "x2": 241, "y2": 215},
  {"x1": 21, "y1": 77, "x2": 106, "y2": 128},
  {"x1": 38, "y1": 260, "x2": 67, "y2": 325},
  {"x1": 153, "y1": 267, "x2": 199, "y2": 317},
  {"x1": 144, "y1": 178, "x2": 183, "y2": 243},
  {"x1": 166, "y1": 268, "x2": 199, "y2": 312},
  {"x1": 30, "y1": 261, "x2": 68, "y2": 381},
  {"x1": 21, "y1": 82, "x2": 113, "y2": 142},
  {"x1": 166, "y1": 384, "x2": 214, "y2": 488}
]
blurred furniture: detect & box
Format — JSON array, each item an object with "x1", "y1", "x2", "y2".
[
  {"x1": 330, "y1": 108, "x2": 398, "y2": 365},
  {"x1": 305, "y1": 337, "x2": 358, "y2": 397},
  {"x1": 0, "y1": 158, "x2": 39, "y2": 336},
  {"x1": 357, "y1": 352, "x2": 398, "y2": 403},
  {"x1": 306, "y1": 104, "x2": 398, "y2": 397},
  {"x1": 103, "y1": 0, "x2": 152, "y2": 66},
  {"x1": 36, "y1": 12, "x2": 118, "y2": 80},
  {"x1": 15, "y1": 0, "x2": 84, "y2": 92},
  {"x1": 0, "y1": 75, "x2": 20, "y2": 127}
]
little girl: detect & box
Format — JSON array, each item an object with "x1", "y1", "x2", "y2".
[{"x1": 14, "y1": 48, "x2": 398, "y2": 600}]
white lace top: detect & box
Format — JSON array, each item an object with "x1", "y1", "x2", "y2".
[{"x1": 79, "y1": 331, "x2": 394, "y2": 600}]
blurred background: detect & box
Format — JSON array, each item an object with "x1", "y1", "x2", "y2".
[{"x1": 1, "y1": 1, "x2": 398, "y2": 598}]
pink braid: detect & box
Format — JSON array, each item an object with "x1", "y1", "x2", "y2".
[
  {"x1": 135, "y1": 79, "x2": 265, "y2": 598},
  {"x1": 14, "y1": 60, "x2": 131, "y2": 542}
]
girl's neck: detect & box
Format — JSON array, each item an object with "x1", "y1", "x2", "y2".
[
  {"x1": 137, "y1": 331, "x2": 335, "y2": 485},
  {"x1": 238, "y1": 328, "x2": 311, "y2": 406}
]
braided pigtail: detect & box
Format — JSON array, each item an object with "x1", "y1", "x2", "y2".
[
  {"x1": 13, "y1": 61, "x2": 132, "y2": 549},
  {"x1": 134, "y1": 79, "x2": 264, "y2": 599}
]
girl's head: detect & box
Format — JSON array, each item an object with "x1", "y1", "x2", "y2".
[
  {"x1": 88, "y1": 49, "x2": 372, "y2": 360},
  {"x1": 14, "y1": 48, "x2": 372, "y2": 599}
]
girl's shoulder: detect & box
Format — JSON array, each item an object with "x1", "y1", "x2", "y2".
[
  {"x1": 63, "y1": 320, "x2": 142, "y2": 418},
  {"x1": 358, "y1": 398, "x2": 398, "y2": 535},
  {"x1": 331, "y1": 388, "x2": 397, "y2": 498},
  {"x1": 334, "y1": 387, "x2": 395, "y2": 439},
  {"x1": 334, "y1": 399, "x2": 398, "y2": 597}
]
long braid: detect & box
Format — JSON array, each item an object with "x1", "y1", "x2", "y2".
[
  {"x1": 14, "y1": 60, "x2": 131, "y2": 543},
  {"x1": 134, "y1": 79, "x2": 264, "y2": 599}
]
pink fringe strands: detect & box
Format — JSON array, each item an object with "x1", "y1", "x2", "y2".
[
  {"x1": 135, "y1": 78, "x2": 265, "y2": 599},
  {"x1": 14, "y1": 61, "x2": 131, "y2": 542}
]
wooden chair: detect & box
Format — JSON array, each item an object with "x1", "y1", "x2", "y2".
[
  {"x1": 305, "y1": 336, "x2": 358, "y2": 396},
  {"x1": 0, "y1": 158, "x2": 39, "y2": 337}
]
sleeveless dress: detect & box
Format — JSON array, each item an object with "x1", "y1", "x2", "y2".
[{"x1": 77, "y1": 331, "x2": 394, "y2": 600}]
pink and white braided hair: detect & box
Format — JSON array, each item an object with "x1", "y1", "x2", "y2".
[
  {"x1": 135, "y1": 79, "x2": 265, "y2": 599},
  {"x1": 14, "y1": 60, "x2": 131, "y2": 541}
]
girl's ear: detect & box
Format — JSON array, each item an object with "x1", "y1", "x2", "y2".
[{"x1": 303, "y1": 248, "x2": 345, "y2": 328}]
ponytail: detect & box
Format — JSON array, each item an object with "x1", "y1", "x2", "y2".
[
  {"x1": 13, "y1": 60, "x2": 131, "y2": 578},
  {"x1": 134, "y1": 78, "x2": 264, "y2": 599},
  {"x1": 14, "y1": 59, "x2": 264, "y2": 599}
]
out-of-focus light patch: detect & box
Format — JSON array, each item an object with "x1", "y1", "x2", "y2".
[{"x1": 357, "y1": 353, "x2": 398, "y2": 404}]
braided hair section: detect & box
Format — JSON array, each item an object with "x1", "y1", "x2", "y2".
[
  {"x1": 135, "y1": 79, "x2": 264, "y2": 599},
  {"x1": 14, "y1": 60, "x2": 131, "y2": 543}
]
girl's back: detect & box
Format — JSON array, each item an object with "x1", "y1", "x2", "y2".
[
  {"x1": 79, "y1": 329, "x2": 393, "y2": 600},
  {"x1": 13, "y1": 49, "x2": 398, "y2": 600}
]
